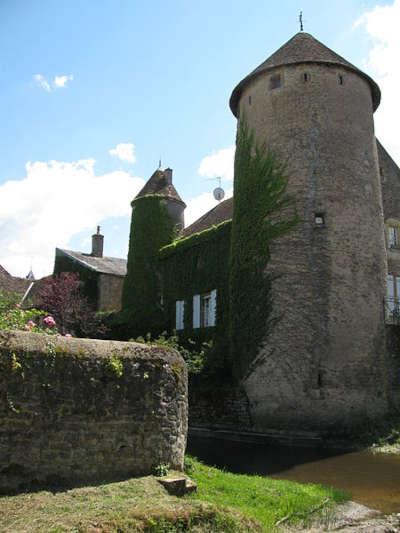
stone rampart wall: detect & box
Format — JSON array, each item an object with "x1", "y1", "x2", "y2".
[{"x1": 0, "y1": 331, "x2": 187, "y2": 493}]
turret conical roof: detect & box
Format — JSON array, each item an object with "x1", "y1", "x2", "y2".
[
  {"x1": 134, "y1": 168, "x2": 185, "y2": 206},
  {"x1": 230, "y1": 32, "x2": 380, "y2": 116}
]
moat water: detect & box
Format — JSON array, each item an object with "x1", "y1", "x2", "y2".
[{"x1": 187, "y1": 436, "x2": 400, "y2": 514}]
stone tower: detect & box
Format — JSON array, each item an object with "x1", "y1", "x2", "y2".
[
  {"x1": 229, "y1": 32, "x2": 388, "y2": 430},
  {"x1": 121, "y1": 167, "x2": 186, "y2": 337}
]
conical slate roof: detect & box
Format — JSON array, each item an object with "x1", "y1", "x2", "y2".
[
  {"x1": 135, "y1": 168, "x2": 185, "y2": 206},
  {"x1": 230, "y1": 32, "x2": 381, "y2": 116}
]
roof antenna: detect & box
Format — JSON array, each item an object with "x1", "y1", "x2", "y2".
[{"x1": 299, "y1": 11, "x2": 304, "y2": 32}]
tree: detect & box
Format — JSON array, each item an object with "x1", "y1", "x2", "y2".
[{"x1": 35, "y1": 273, "x2": 106, "y2": 338}]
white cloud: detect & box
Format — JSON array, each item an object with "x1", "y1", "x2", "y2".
[
  {"x1": 355, "y1": 0, "x2": 400, "y2": 164},
  {"x1": 33, "y1": 74, "x2": 51, "y2": 92},
  {"x1": 53, "y1": 74, "x2": 74, "y2": 88},
  {"x1": 184, "y1": 144, "x2": 236, "y2": 227},
  {"x1": 185, "y1": 188, "x2": 233, "y2": 228},
  {"x1": 198, "y1": 145, "x2": 235, "y2": 181},
  {"x1": 0, "y1": 159, "x2": 144, "y2": 277},
  {"x1": 109, "y1": 143, "x2": 136, "y2": 164},
  {"x1": 33, "y1": 73, "x2": 74, "y2": 92}
]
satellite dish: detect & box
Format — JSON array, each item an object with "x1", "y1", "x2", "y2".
[{"x1": 213, "y1": 187, "x2": 225, "y2": 202}]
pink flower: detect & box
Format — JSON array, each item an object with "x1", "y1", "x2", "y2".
[
  {"x1": 25, "y1": 320, "x2": 36, "y2": 330},
  {"x1": 65, "y1": 333, "x2": 72, "y2": 338},
  {"x1": 43, "y1": 316, "x2": 56, "y2": 327},
  {"x1": 15, "y1": 303, "x2": 21, "y2": 309}
]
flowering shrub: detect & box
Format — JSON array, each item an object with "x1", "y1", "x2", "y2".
[
  {"x1": 0, "y1": 290, "x2": 58, "y2": 335},
  {"x1": 35, "y1": 273, "x2": 107, "y2": 338},
  {"x1": 43, "y1": 315, "x2": 56, "y2": 328}
]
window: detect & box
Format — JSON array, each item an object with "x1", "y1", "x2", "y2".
[
  {"x1": 193, "y1": 290, "x2": 217, "y2": 329},
  {"x1": 175, "y1": 300, "x2": 185, "y2": 330},
  {"x1": 338, "y1": 74, "x2": 344, "y2": 85},
  {"x1": 248, "y1": 95, "x2": 252, "y2": 106},
  {"x1": 388, "y1": 226, "x2": 398, "y2": 249},
  {"x1": 303, "y1": 72, "x2": 310, "y2": 82},
  {"x1": 269, "y1": 73, "x2": 282, "y2": 90},
  {"x1": 386, "y1": 274, "x2": 400, "y2": 318},
  {"x1": 315, "y1": 213, "x2": 325, "y2": 226}
]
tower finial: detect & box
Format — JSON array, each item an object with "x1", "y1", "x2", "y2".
[
  {"x1": 158, "y1": 158, "x2": 162, "y2": 169},
  {"x1": 299, "y1": 11, "x2": 304, "y2": 32}
]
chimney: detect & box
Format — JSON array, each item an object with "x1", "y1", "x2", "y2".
[
  {"x1": 91, "y1": 226, "x2": 104, "y2": 257},
  {"x1": 164, "y1": 168, "x2": 173, "y2": 185}
]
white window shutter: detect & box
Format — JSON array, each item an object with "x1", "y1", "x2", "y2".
[
  {"x1": 210, "y1": 289, "x2": 217, "y2": 327},
  {"x1": 388, "y1": 274, "x2": 395, "y2": 311},
  {"x1": 175, "y1": 300, "x2": 184, "y2": 330},
  {"x1": 193, "y1": 295, "x2": 200, "y2": 329},
  {"x1": 389, "y1": 227, "x2": 396, "y2": 247}
]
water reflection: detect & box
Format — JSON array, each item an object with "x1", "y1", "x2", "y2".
[{"x1": 187, "y1": 436, "x2": 400, "y2": 513}]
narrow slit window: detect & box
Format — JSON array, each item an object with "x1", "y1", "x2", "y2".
[
  {"x1": 338, "y1": 74, "x2": 344, "y2": 85},
  {"x1": 248, "y1": 95, "x2": 252, "y2": 106},
  {"x1": 303, "y1": 72, "x2": 310, "y2": 82},
  {"x1": 315, "y1": 213, "x2": 325, "y2": 226},
  {"x1": 269, "y1": 73, "x2": 282, "y2": 90}
]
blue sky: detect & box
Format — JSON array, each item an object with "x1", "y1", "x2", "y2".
[{"x1": 0, "y1": 0, "x2": 399, "y2": 276}]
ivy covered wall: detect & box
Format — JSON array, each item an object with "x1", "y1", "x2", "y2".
[
  {"x1": 229, "y1": 120, "x2": 298, "y2": 379},
  {"x1": 121, "y1": 195, "x2": 176, "y2": 338},
  {"x1": 159, "y1": 220, "x2": 232, "y2": 374}
]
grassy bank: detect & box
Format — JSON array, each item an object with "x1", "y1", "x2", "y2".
[{"x1": 0, "y1": 457, "x2": 348, "y2": 532}]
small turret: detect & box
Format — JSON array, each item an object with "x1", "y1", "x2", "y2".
[
  {"x1": 121, "y1": 166, "x2": 185, "y2": 337},
  {"x1": 26, "y1": 268, "x2": 35, "y2": 281}
]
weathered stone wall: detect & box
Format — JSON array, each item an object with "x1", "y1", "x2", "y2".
[
  {"x1": 98, "y1": 273, "x2": 124, "y2": 311},
  {"x1": 189, "y1": 383, "x2": 252, "y2": 430},
  {"x1": 0, "y1": 331, "x2": 187, "y2": 493},
  {"x1": 378, "y1": 140, "x2": 400, "y2": 221},
  {"x1": 235, "y1": 63, "x2": 388, "y2": 430}
]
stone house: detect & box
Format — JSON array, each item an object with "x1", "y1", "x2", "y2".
[{"x1": 54, "y1": 227, "x2": 127, "y2": 312}]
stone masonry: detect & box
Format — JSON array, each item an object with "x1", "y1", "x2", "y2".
[{"x1": 0, "y1": 331, "x2": 187, "y2": 493}]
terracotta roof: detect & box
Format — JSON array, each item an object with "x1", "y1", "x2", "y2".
[
  {"x1": 135, "y1": 169, "x2": 185, "y2": 205},
  {"x1": 56, "y1": 249, "x2": 127, "y2": 276},
  {"x1": 181, "y1": 197, "x2": 233, "y2": 237},
  {"x1": 230, "y1": 32, "x2": 381, "y2": 116}
]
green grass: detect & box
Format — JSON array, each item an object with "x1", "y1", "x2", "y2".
[
  {"x1": 186, "y1": 456, "x2": 348, "y2": 530},
  {"x1": 0, "y1": 457, "x2": 348, "y2": 532}
]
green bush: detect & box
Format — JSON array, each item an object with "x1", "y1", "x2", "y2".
[
  {"x1": 132, "y1": 332, "x2": 211, "y2": 375},
  {"x1": 0, "y1": 290, "x2": 57, "y2": 335}
]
